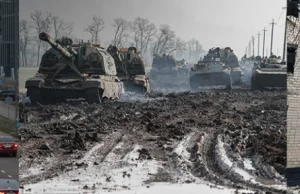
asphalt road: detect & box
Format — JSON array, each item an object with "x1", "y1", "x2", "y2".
[{"x1": 0, "y1": 131, "x2": 19, "y2": 180}]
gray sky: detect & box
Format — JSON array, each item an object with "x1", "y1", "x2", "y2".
[{"x1": 20, "y1": 0, "x2": 286, "y2": 58}]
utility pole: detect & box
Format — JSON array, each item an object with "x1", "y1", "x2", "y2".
[
  {"x1": 270, "y1": 18, "x2": 276, "y2": 55},
  {"x1": 252, "y1": 36, "x2": 255, "y2": 57},
  {"x1": 282, "y1": 6, "x2": 287, "y2": 61},
  {"x1": 262, "y1": 27, "x2": 267, "y2": 58},
  {"x1": 257, "y1": 32, "x2": 261, "y2": 56},
  {"x1": 248, "y1": 40, "x2": 251, "y2": 57}
]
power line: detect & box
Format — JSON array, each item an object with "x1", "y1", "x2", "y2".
[{"x1": 276, "y1": 7, "x2": 285, "y2": 24}]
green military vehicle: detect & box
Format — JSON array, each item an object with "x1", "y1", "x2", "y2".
[
  {"x1": 107, "y1": 46, "x2": 150, "y2": 94},
  {"x1": 189, "y1": 47, "x2": 243, "y2": 90},
  {"x1": 25, "y1": 32, "x2": 123, "y2": 105},
  {"x1": 251, "y1": 55, "x2": 287, "y2": 90},
  {"x1": 148, "y1": 54, "x2": 188, "y2": 88}
]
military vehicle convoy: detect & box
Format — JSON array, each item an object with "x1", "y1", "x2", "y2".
[
  {"x1": 189, "y1": 47, "x2": 243, "y2": 90},
  {"x1": 251, "y1": 54, "x2": 287, "y2": 90},
  {"x1": 107, "y1": 46, "x2": 150, "y2": 94},
  {"x1": 25, "y1": 32, "x2": 123, "y2": 105}
]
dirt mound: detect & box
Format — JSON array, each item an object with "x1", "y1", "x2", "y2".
[{"x1": 19, "y1": 91, "x2": 286, "y2": 193}]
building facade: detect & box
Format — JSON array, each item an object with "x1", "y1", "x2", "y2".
[
  {"x1": 0, "y1": 0, "x2": 19, "y2": 78},
  {"x1": 286, "y1": 0, "x2": 300, "y2": 186}
]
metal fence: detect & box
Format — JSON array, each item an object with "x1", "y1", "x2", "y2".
[{"x1": 0, "y1": 0, "x2": 19, "y2": 78}]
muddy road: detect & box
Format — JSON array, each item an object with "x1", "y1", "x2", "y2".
[{"x1": 18, "y1": 90, "x2": 286, "y2": 193}]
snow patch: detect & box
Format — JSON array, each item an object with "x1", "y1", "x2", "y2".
[
  {"x1": 60, "y1": 113, "x2": 78, "y2": 121},
  {"x1": 22, "y1": 144, "x2": 162, "y2": 193},
  {"x1": 243, "y1": 159, "x2": 256, "y2": 171},
  {"x1": 217, "y1": 136, "x2": 255, "y2": 182},
  {"x1": 20, "y1": 183, "x2": 256, "y2": 194},
  {"x1": 20, "y1": 157, "x2": 53, "y2": 179}
]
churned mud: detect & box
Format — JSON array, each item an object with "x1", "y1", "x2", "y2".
[{"x1": 18, "y1": 90, "x2": 286, "y2": 193}]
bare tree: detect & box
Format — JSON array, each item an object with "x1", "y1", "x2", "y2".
[
  {"x1": 85, "y1": 15, "x2": 105, "y2": 44},
  {"x1": 19, "y1": 20, "x2": 31, "y2": 67},
  {"x1": 195, "y1": 40, "x2": 203, "y2": 58},
  {"x1": 130, "y1": 17, "x2": 156, "y2": 56},
  {"x1": 174, "y1": 38, "x2": 187, "y2": 58},
  {"x1": 64, "y1": 21, "x2": 74, "y2": 37},
  {"x1": 187, "y1": 38, "x2": 196, "y2": 59},
  {"x1": 51, "y1": 16, "x2": 65, "y2": 39},
  {"x1": 30, "y1": 10, "x2": 52, "y2": 66},
  {"x1": 152, "y1": 24, "x2": 176, "y2": 55},
  {"x1": 186, "y1": 38, "x2": 203, "y2": 60},
  {"x1": 112, "y1": 18, "x2": 129, "y2": 48}
]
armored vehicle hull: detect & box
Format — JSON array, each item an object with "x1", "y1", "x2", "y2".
[
  {"x1": 251, "y1": 64, "x2": 287, "y2": 90},
  {"x1": 189, "y1": 62, "x2": 236, "y2": 90},
  {"x1": 149, "y1": 55, "x2": 189, "y2": 88},
  {"x1": 148, "y1": 67, "x2": 188, "y2": 88},
  {"x1": 26, "y1": 74, "x2": 123, "y2": 105},
  {"x1": 231, "y1": 67, "x2": 244, "y2": 85},
  {"x1": 108, "y1": 47, "x2": 150, "y2": 94},
  {"x1": 118, "y1": 75, "x2": 150, "y2": 94}
]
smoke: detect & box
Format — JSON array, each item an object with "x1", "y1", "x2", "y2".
[
  {"x1": 149, "y1": 76, "x2": 191, "y2": 94},
  {"x1": 240, "y1": 60, "x2": 255, "y2": 85}
]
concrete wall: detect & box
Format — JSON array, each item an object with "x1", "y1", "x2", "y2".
[
  {"x1": 0, "y1": 101, "x2": 17, "y2": 121},
  {"x1": 287, "y1": 17, "x2": 300, "y2": 168}
]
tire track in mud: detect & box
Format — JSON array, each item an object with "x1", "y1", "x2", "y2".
[
  {"x1": 19, "y1": 91, "x2": 286, "y2": 193},
  {"x1": 185, "y1": 129, "x2": 285, "y2": 193}
]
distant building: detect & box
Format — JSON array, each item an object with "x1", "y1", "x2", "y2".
[{"x1": 0, "y1": 0, "x2": 19, "y2": 78}]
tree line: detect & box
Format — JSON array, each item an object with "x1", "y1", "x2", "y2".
[{"x1": 19, "y1": 10, "x2": 206, "y2": 67}]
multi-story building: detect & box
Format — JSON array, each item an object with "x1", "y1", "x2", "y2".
[{"x1": 0, "y1": 0, "x2": 19, "y2": 78}]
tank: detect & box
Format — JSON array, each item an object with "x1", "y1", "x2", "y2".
[
  {"x1": 148, "y1": 54, "x2": 188, "y2": 88},
  {"x1": 25, "y1": 32, "x2": 123, "y2": 105},
  {"x1": 107, "y1": 46, "x2": 150, "y2": 94},
  {"x1": 251, "y1": 55, "x2": 287, "y2": 90}
]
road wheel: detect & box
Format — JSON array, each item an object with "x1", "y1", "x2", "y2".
[{"x1": 86, "y1": 88, "x2": 102, "y2": 104}]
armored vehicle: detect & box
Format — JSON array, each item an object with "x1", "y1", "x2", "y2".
[
  {"x1": 107, "y1": 46, "x2": 150, "y2": 94},
  {"x1": 176, "y1": 58, "x2": 189, "y2": 74},
  {"x1": 189, "y1": 47, "x2": 243, "y2": 90},
  {"x1": 148, "y1": 54, "x2": 188, "y2": 87},
  {"x1": 190, "y1": 60, "x2": 232, "y2": 90},
  {"x1": 251, "y1": 55, "x2": 287, "y2": 90},
  {"x1": 25, "y1": 32, "x2": 123, "y2": 105}
]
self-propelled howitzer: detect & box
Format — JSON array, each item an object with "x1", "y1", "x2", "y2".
[{"x1": 25, "y1": 32, "x2": 123, "y2": 105}]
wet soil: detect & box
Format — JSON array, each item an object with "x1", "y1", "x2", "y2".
[{"x1": 18, "y1": 90, "x2": 286, "y2": 193}]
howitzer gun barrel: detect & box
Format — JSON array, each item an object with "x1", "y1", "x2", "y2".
[{"x1": 39, "y1": 32, "x2": 73, "y2": 59}]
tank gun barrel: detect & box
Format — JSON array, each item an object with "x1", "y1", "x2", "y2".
[{"x1": 39, "y1": 32, "x2": 74, "y2": 59}]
